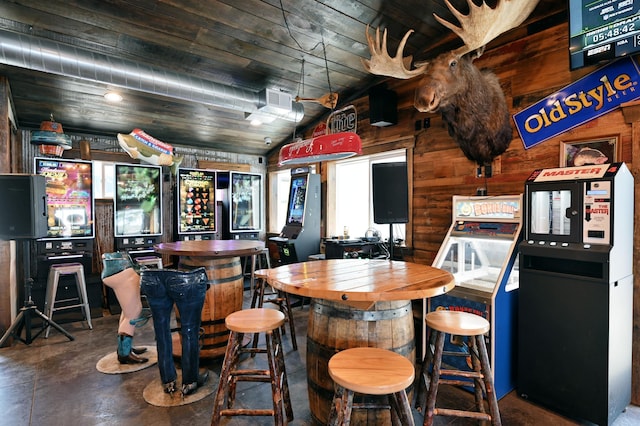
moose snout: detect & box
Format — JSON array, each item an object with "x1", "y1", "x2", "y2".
[{"x1": 414, "y1": 86, "x2": 440, "y2": 112}]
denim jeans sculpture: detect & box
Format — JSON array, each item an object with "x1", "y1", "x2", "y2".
[
  {"x1": 140, "y1": 267, "x2": 209, "y2": 396},
  {"x1": 101, "y1": 252, "x2": 151, "y2": 364}
]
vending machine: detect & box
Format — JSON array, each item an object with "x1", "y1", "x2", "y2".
[
  {"x1": 270, "y1": 167, "x2": 321, "y2": 264},
  {"x1": 518, "y1": 163, "x2": 633, "y2": 426},
  {"x1": 428, "y1": 195, "x2": 523, "y2": 399}
]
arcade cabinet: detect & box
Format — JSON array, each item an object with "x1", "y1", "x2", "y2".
[
  {"x1": 428, "y1": 195, "x2": 523, "y2": 399},
  {"x1": 518, "y1": 163, "x2": 633, "y2": 426},
  {"x1": 270, "y1": 167, "x2": 321, "y2": 264},
  {"x1": 113, "y1": 163, "x2": 163, "y2": 259},
  {"x1": 176, "y1": 168, "x2": 217, "y2": 241},
  {"x1": 33, "y1": 158, "x2": 101, "y2": 321}
]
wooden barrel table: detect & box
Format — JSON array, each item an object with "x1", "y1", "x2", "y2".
[
  {"x1": 307, "y1": 299, "x2": 415, "y2": 425},
  {"x1": 255, "y1": 258, "x2": 455, "y2": 426},
  {"x1": 155, "y1": 240, "x2": 264, "y2": 358}
]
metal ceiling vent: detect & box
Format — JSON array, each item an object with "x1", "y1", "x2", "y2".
[
  {"x1": 0, "y1": 29, "x2": 302, "y2": 122},
  {"x1": 259, "y1": 89, "x2": 292, "y2": 113}
]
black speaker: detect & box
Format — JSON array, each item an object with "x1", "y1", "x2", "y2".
[
  {"x1": 0, "y1": 174, "x2": 48, "y2": 240},
  {"x1": 369, "y1": 85, "x2": 398, "y2": 127},
  {"x1": 372, "y1": 163, "x2": 409, "y2": 224}
]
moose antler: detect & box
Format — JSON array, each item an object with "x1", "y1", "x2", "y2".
[
  {"x1": 361, "y1": 25, "x2": 428, "y2": 79},
  {"x1": 435, "y1": 0, "x2": 540, "y2": 56}
]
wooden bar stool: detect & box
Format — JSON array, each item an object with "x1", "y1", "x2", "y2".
[
  {"x1": 211, "y1": 308, "x2": 293, "y2": 425},
  {"x1": 415, "y1": 310, "x2": 501, "y2": 426},
  {"x1": 327, "y1": 347, "x2": 415, "y2": 426},
  {"x1": 250, "y1": 276, "x2": 297, "y2": 351},
  {"x1": 44, "y1": 263, "x2": 92, "y2": 338}
]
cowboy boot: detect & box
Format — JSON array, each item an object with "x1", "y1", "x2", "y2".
[{"x1": 117, "y1": 333, "x2": 148, "y2": 364}]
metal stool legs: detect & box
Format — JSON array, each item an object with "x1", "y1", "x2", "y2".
[{"x1": 44, "y1": 263, "x2": 92, "y2": 338}]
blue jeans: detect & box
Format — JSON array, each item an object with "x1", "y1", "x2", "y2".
[{"x1": 140, "y1": 268, "x2": 208, "y2": 386}]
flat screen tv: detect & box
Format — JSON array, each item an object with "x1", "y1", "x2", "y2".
[
  {"x1": 286, "y1": 174, "x2": 309, "y2": 226},
  {"x1": 230, "y1": 172, "x2": 262, "y2": 233},
  {"x1": 114, "y1": 164, "x2": 162, "y2": 237},
  {"x1": 34, "y1": 158, "x2": 94, "y2": 240},
  {"x1": 569, "y1": 0, "x2": 640, "y2": 70},
  {"x1": 177, "y1": 168, "x2": 216, "y2": 235}
]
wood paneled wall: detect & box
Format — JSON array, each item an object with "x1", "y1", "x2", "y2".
[{"x1": 269, "y1": 22, "x2": 640, "y2": 403}]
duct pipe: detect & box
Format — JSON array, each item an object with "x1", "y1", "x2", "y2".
[{"x1": 0, "y1": 29, "x2": 303, "y2": 122}]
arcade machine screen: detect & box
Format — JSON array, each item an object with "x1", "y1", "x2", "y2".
[
  {"x1": 114, "y1": 164, "x2": 162, "y2": 237},
  {"x1": 230, "y1": 172, "x2": 262, "y2": 233},
  {"x1": 34, "y1": 158, "x2": 94, "y2": 239},
  {"x1": 286, "y1": 175, "x2": 308, "y2": 226},
  {"x1": 177, "y1": 168, "x2": 216, "y2": 235}
]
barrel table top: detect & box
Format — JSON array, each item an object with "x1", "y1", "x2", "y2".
[
  {"x1": 155, "y1": 239, "x2": 265, "y2": 258},
  {"x1": 255, "y1": 258, "x2": 455, "y2": 310}
]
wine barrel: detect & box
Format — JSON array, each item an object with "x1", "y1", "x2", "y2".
[
  {"x1": 175, "y1": 255, "x2": 244, "y2": 358},
  {"x1": 306, "y1": 299, "x2": 415, "y2": 425}
]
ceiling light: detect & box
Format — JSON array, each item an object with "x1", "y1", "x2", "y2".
[
  {"x1": 104, "y1": 92, "x2": 123, "y2": 102},
  {"x1": 245, "y1": 111, "x2": 277, "y2": 126},
  {"x1": 278, "y1": 132, "x2": 362, "y2": 166}
]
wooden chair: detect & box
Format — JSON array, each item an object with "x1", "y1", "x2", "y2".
[
  {"x1": 211, "y1": 308, "x2": 293, "y2": 425},
  {"x1": 415, "y1": 310, "x2": 501, "y2": 426},
  {"x1": 327, "y1": 347, "x2": 415, "y2": 426}
]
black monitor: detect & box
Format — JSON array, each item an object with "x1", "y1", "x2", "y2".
[
  {"x1": 230, "y1": 172, "x2": 262, "y2": 233},
  {"x1": 569, "y1": 0, "x2": 640, "y2": 70}
]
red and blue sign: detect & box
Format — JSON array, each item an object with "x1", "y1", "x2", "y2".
[{"x1": 514, "y1": 56, "x2": 640, "y2": 149}]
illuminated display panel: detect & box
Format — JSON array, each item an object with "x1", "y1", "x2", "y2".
[
  {"x1": 286, "y1": 174, "x2": 308, "y2": 226},
  {"x1": 230, "y1": 172, "x2": 262, "y2": 232},
  {"x1": 177, "y1": 168, "x2": 216, "y2": 234},
  {"x1": 34, "y1": 157, "x2": 94, "y2": 240},
  {"x1": 114, "y1": 164, "x2": 162, "y2": 237}
]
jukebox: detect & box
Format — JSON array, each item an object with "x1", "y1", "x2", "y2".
[
  {"x1": 428, "y1": 195, "x2": 523, "y2": 399},
  {"x1": 517, "y1": 163, "x2": 633, "y2": 425}
]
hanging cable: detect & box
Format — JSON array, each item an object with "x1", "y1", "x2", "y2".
[{"x1": 321, "y1": 39, "x2": 335, "y2": 113}]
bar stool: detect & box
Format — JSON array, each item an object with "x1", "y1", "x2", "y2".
[
  {"x1": 135, "y1": 256, "x2": 163, "y2": 269},
  {"x1": 44, "y1": 263, "x2": 93, "y2": 338},
  {"x1": 415, "y1": 310, "x2": 501, "y2": 426},
  {"x1": 250, "y1": 274, "x2": 297, "y2": 351},
  {"x1": 327, "y1": 347, "x2": 415, "y2": 426},
  {"x1": 211, "y1": 308, "x2": 293, "y2": 425}
]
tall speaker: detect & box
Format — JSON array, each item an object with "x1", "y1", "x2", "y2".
[
  {"x1": 372, "y1": 163, "x2": 409, "y2": 224},
  {"x1": 369, "y1": 85, "x2": 398, "y2": 127},
  {"x1": 0, "y1": 174, "x2": 47, "y2": 240}
]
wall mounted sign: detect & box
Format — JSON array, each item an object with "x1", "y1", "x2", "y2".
[
  {"x1": 327, "y1": 105, "x2": 357, "y2": 134},
  {"x1": 514, "y1": 56, "x2": 640, "y2": 149}
]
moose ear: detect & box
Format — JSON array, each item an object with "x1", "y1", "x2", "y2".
[
  {"x1": 469, "y1": 46, "x2": 486, "y2": 61},
  {"x1": 413, "y1": 59, "x2": 429, "y2": 68}
]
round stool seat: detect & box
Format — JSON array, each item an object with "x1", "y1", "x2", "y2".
[
  {"x1": 426, "y1": 310, "x2": 490, "y2": 336},
  {"x1": 328, "y1": 347, "x2": 414, "y2": 395},
  {"x1": 225, "y1": 308, "x2": 285, "y2": 333}
]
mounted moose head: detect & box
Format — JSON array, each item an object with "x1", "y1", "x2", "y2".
[{"x1": 362, "y1": 0, "x2": 539, "y2": 168}]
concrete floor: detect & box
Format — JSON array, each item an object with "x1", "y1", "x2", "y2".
[{"x1": 1, "y1": 291, "x2": 640, "y2": 426}]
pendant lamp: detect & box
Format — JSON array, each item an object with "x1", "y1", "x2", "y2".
[{"x1": 278, "y1": 131, "x2": 362, "y2": 166}]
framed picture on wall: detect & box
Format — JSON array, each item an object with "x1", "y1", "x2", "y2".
[{"x1": 560, "y1": 136, "x2": 618, "y2": 167}]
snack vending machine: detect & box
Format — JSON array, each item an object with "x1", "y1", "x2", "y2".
[
  {"x1": 428, "y1": 195, "x2": 523, "y2": 399},
  {"x1": 518, "y1": 163, "x2": 633, "y2": 426}
]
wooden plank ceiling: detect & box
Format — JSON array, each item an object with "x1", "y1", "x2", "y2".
[{"x1": 0, "y1": 0, "x2": 564, "y2": 156}]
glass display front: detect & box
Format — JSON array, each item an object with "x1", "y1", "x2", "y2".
[
  {"x1": 230, "y1": 172, "x2": 262, "y2": 232},
  {"x1": 286, "y1": 174, "x2": 308, "y2": 226},
  {"x1": 177, "y1": 168, "x2": 216, "y2": 234},
  {"x1": 436, "y1": 235, "x2": 519, "y2": 294},
  {"x1": 530, "y1": 189, "x2": 572, "y2": 235},
  {"x1": 114, "y1": 164, "x2": 162, "y2": 237},
  {"x1": 34, "y1": 158, "x2": 94, "y2": 239}
]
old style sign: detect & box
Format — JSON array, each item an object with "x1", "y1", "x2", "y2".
[{"x1": 327, "y1": 105, "x2": 357, "y2": 134}]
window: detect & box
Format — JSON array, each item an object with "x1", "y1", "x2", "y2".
[
  {"x1": 92, "y1": 160, "x2": 115, "y2": 199},
  {"x1": 328, "y1": 150, "x2": 406, "y2": 243}
]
